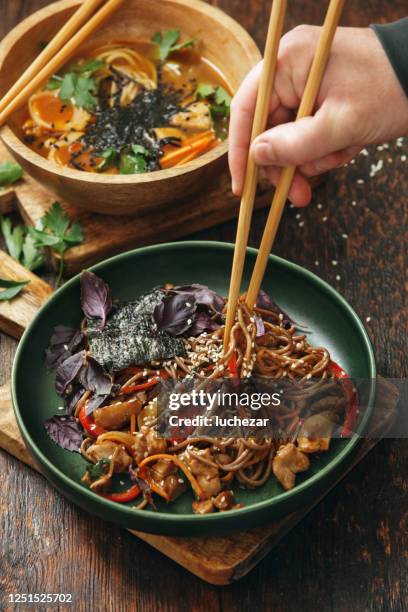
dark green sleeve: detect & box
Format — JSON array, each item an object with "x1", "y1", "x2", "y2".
[{"x1": 371, "y1": 17, "x2": 408, "y2": 98}]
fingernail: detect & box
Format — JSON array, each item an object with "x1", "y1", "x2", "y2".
[{"x1": 252, "y1": 142, "x2": 272, "y2": 164}]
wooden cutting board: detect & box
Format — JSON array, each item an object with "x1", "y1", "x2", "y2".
[
  {"x1": 0, "y1": 140, "x2": 272, "y2": 276},
  {"x1": 0, "y1": 378, "x2": 398, "y2": 584}
]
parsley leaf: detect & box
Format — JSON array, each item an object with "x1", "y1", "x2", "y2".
[
  {"x1": 59, "y1": 73, "x2": 99, "y2": 112},
  {"x1": 119, "y1": 145, "x2": 149, "y2": 175},
  {"x1": 69, "y1": 58, "x2": 105, "y2": 75},
  {"x1": 45, "y1": 75, "x2": 63, "y2": 91},
  {"x1": 0, "y1": 278, "x2": 29, "y2": 301},
  {"x1": 0, "y1": 216, "x2": 44, "y2": 271},
  {"x1": 151, "y1": 29, "x2": 194, "y2": 61},
  {"x1": 28, "y1": 202, "x2": 84, "y2": 285},
  {"x1": 0, "y1": 161, "x2": 23, "y2": 187},
  {"x1": 197, "y1": 83, "x2": 231, "y2": 118}
]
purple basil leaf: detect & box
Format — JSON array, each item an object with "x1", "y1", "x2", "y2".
[
  {"x1": 78, "y1": 356, "x2": 112, "y2": 395},
  {"x1": 85, "y1": 394, "x2": 110, "y2": 415},
  {"x1": 153, "y1": 294, "x2": 197, "y2": 336},
  {"x1": 64, "y1": 384, "x2": 85, "y2": 415},
  {"x1": 254, "y1": 315, "x2": 265, "y2": 337},
  {"x1": 164, "y1": 284, "x2": 225, "y2": 314},
  {"x1": 55, "y1": 351, "x2": 85, "y2": 395},
  {"x1": 129, "y1": 467, "x2": 157, "y2": 510},
  {"x1": 189, "y1": 312, "x2": 220, "y2": 336},
  {"x1": 80, "y1": 270, "x2": 112, "y2": 330},
  {"x1": 44, "y1": 415, "x2": 83, "y2": 452},
  {"x1": 45, "y1": 325, "x2": 83, "y2": 370},
  {"x1": 256, "y1": 290, "x2": 296, "y2": 325}
]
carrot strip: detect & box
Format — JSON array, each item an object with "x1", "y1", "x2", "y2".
[
  {"x1": 130, "y1": 414, "x2": 136, "y2": 435},
  {"x1": 160, "y1": 134, "x2": 215, "y2": 169},
  {"x1": 138, "y1": 453, "x2": 204, "y2": 500},
  {"x1": 175, "y1": 139, "x2": 214, "y2": 166}
]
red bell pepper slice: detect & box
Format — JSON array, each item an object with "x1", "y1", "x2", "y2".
[
  {"x1": 79, "y1": 404, "x2": 106, "y2": 438},
  {"x1": 228, "y1": 352, "x2": 238, "y2": 378},
  {"x1": 329, "y1": 360, "x2": 358, "y2": 437},
  {"x1": 101, "y1": 484, "x2": 141, "y2": 503}
]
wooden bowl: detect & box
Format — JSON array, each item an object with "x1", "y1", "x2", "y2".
[{"x1": 0, "y1": 0, "x2": 260, "y2": 215}]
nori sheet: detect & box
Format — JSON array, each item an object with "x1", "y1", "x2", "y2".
[{"x1": 87, "y1": 289, "x2": 186, "y2": 372}]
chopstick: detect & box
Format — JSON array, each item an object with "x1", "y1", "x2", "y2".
[
  {"x1": 245, "y1": 0, "x2": 345, "y2": 309},
  {"x1": 223, "y1": 0, "x2": 287, "y2": 351},
  {"x1": 0, "y1": 0, "x2": 105, "y2": 115},
  {"x1": 0, "y1": 0, "x2": 124, "y2": 127}
]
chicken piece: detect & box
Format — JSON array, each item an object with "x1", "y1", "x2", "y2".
[
  {"x1": 150, "y1": 460, "x2": 187, "y2": 501},
  {"x1": 182, "y1": 447, "x2": 222, "y2": 499},
  {"x1": 86, "y1": 441, "x2": 132, "y2": 473},
  {"x1": 132, "y1": 425, "x2": 168, "y2": 463},
  {"x1": 192, "y1": 499, "x2": 215, "y2": 515},
  {"x1": 297, "y1": 410, "x2": 339, "y2": 453},
  {"x1": 93, "y1": 394, "x2": 145, "y2": 430},
  {"x1": 213, "y1": 490, "x2": 235, "y2": 511},
  {"x1": 272, "y1": 443, "x2": 310, "y2": 491},
  {"x1": 170, "y1": 101, "x2": 212, "y2": 133}
]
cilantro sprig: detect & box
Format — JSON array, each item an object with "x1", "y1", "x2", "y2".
[
  {"x1": 0, "y1": 278, "x2": 29, "y2": 301},
  {"x1": 46, "y1": 59, "x2": 105, "y2": 112},
  {"x1": 0, "y1": 161, "x2": 23, "y2": 188},
  {"x1": 0, "y1": 217, "x2": 43, "y2": 272},
  {"x1": 197, "y1": 83, "x2": 232, "y2": 118},
  {"x1": 151, "y1": 29, "x2": 194, "y2": 61},
  {"x1": 28, "y1": 202, "x2": 84, "y2": 285},
  {"x1": 119, "y1": 145, "x2": 149, "y2": 175}
]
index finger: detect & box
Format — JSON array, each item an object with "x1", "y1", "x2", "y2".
[{"x1": 228, "y1": 61, "x2": 279, "y2": 195}]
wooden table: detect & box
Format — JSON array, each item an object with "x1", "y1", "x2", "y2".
[{"x1": 1, "y1": 1, "x2": 407, "y2": 610}]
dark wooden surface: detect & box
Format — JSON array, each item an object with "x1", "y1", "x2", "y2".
[{"x1": 1, "y1": 1, "x2": 407, "y2": 610}]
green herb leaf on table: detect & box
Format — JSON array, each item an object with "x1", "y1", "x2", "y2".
[
  {"x1": 119, "y1": 145, "x2": 149, "y2": 175},
  {"x1": 0, "y1": 216, "x2": 44, "y2": 271},
  {"x1": 28, "y1": 202, "x2": 84, "y2": 285},
  {"x1": 151, "y1": 29, "x2": 194, "y2": 61},
  {"x1": 0, "y1": 278, "x2": 29, "y2": 301},
  {"x1": 0, "y1": 161, "x2": 23, "y2": 187}
]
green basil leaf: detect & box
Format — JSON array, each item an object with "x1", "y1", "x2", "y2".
[{"x1": 0, "y1": 278, "x2": 29, "y2": 301}]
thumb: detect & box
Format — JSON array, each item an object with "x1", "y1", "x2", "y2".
[{"x1": 251, "y1": 105, "x2": 349, "y2": 167}]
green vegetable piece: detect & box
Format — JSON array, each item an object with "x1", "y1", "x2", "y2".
[
  {"x1": 151, "y1": 29, "x2": 194, "y2": 61},
  {"x1": 1, "y1": 217, "x2": 24, "y2": 261},
  {"x1": 0, "y1": 278, "x2": 29, "y2": 301},
  {"x1": 86, "y1": 458, "x2": 111, "y2": 481},
  {"x1": 0, "y1": 161, "x2": 23, "y2": 187},
  {"x1": 119, "y1": 146, "x2": 148, "y2": 175},
  {"x1": 22, "y1": 233, "x2": 44, "y2": 271}
]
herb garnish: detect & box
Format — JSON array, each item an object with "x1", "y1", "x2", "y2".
[
  {"x1": 28, "y1": 202, "x2": 84, "y2": 285},
  {"x1": 197, "y1": 83, "x2": 231, "y2": 118},
  {"x1": 0, "y1": 161, "x2": 23, "y2": 187},
  {"x1": 0, "y1": 278, "x2": 29, "y2": 301},
  {"x1": 47, "y1": 59, "x2": 105, "y2": 112},
  {"x1": 86, "y1": 458, "x2": 111, "y2": 481},
  {"x1": 151, "y1": 29, "x2": 194, "y2": 61},
  {"x1": 0, "y1": 216, "x2": 44, "y2": 271},
  {"x1": 119, "y1": 145, "x2": 149, "y2": 174}
]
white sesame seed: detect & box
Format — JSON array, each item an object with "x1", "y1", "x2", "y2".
[
  {"x1": 332, "y1": 260, "x2": 338, "y2": 266},
  {"x1": 387, "y1": 158, "x2": 393, "y2": 163},
  {"x1": 360, "y1": 148, "x2": 369, "y2": 156},
  {"x1": 322, "y1": 216, "x2": 328, "y2": 222},
  {"x1": 295, "y1": 213, "x2": 301, "y2": 220},
  {"x1": 298, "y1": 221, "x2": 304, "y2": 228},
  {"x1": 377, "y1": 145, "x2": 384, "y2": 151},
  {"x1": 357, "y1": 179, "x2": 364, "y2": 184},
  {"x1": 342, "y1": 233, "x2": 348, "y2": 239},
  {"x1": 336, "y1": 274, "x2": 341, "y2": 281},
  {"x1": 317, "y1": 203, "x2": 323, "y2": 209},
  {"x1": 314, "y1": 260, "x2": 319, "y2": 266},
  {"x1": 185, "y1": 302, "x2": 191, "y2": 307},
  {"x1": 351, "y1": 201, "x2": 356, "y2": 206},
  {"x1": 383, "y1": 143, "x2": 389, "y2": 149},
  {"x1": 350, "y1": 159, "x2": 355, "y2": 164},
  {"x1": 401, "y1": 155, "x2": 406, "y2": 162},
  {"x1": 366, "y1": 316, "x2": 371, "y2": 323}
]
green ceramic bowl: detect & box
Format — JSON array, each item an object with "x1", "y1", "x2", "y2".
[{"x1": 12, "y1": 242, "x2": 376, "y2": 536}]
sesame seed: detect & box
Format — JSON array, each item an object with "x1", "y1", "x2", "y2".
[
  {"x1": 317, "y1": 203, "x2": 323, "y2": 209},
  {"x1": 322, "y1": 216, "x2": 328, "y2": 222},
  {"x1": 336, "y1": 274, "x2": 341, "y2": 281},
  {"x1": 387, "y1": 157, "x2": 393, "y2": 163},
  {"x1": 185, "y1": 302, "x2": 191, "y2": 307},
  {"x1": 351, "y1": 201, "x2": 356, "y2": 207},
  {"x1": 401, "y1": 155, "x2": 406, "y2": 162},
  {"x1": 360, "y1": 148, "x2": 369, "y2": 156},
  {"x1": 342, "y1": 233, "x2": 348, "y2": 239},
  {"x1": 366, "y1": 316, "x2": 371, "y2": 323},
  {"x1": 295, "y1": 213, "x2": 301, "y2": 220},
  {"x1": 332, "y1": 260, "x2": 338, "y2": 266},
  {"x1": 314, "y1": 260, "x2": 319, "y2": 266},
  {"x1": 298, "y1": 221, "x2": 304, "y2": 228},
  {"x1": 357, "y1": 179, "x2": 364, "y2": 184}
]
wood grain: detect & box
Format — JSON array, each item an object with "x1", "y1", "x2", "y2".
[
  {"x1": 0, "y1": 248, "x2": 53, "y2": 338},
  {"x1": 0, "y1": 0, "x2": 407, "y2": 609},
  {"x1": 0, "y1": 378, "x2": 400, "y2": 585}
]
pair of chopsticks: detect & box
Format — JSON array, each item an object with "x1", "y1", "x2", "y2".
[
  {"x1": 0, "y1": 0, "x2": 124, "y2": 127},
  {"x1": 224, "y1": 0, "x2": 344, "y2": 349}
]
